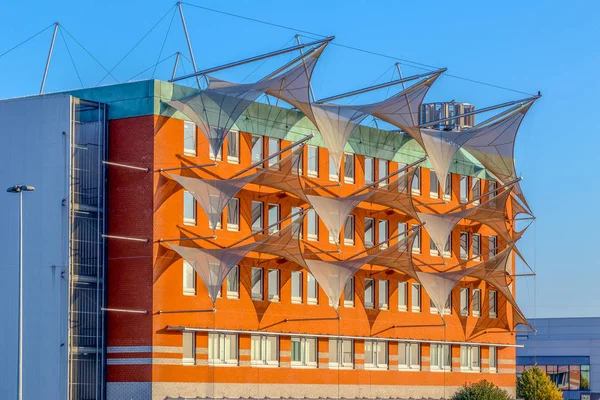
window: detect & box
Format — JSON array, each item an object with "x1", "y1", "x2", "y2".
[
  {"x1": 364, "y1": 340, "x2": 387, "y2": 369},
  {"x1": 292, "y1": 206, "x2": 303, "y2": 238},
  {"x1": 208, "y1": 332, "x2": 238, "y2": 365},
  {"x1": 307, "y1": 209, "x2": 318, "y2": 241},
  {"x1": 378, "y1": 280, "x2": 389, "y2": 310},
  {"x1": 430, "y1": 170, "x2": 439, "y2": 198},
  {"x1": 489, "y1": 346, "x2": 497, "y2": 373},
  {"x1": 460, "y1": 232, "x2": 469, "y2": 259},
  {"x1": 329, "y1": 155, "x2": 339, "y2": 181},
  {"x1": 412, "y1": 225, "x2": 421, "y2": 254},
  {"x1": 268, "y1": 269, "x2": 280, "y2": 302},
  {"x1": 291, "y1": 337, "x2": 317, "y2": 367},
  {"x1": 378, "y1": 219, "x2": 388, "y2": 249},
  {"x1": 430, "y1": 237, "x2": 439, "y2": 257},
  {"x1": 430, "y1": 296, "x2": 451, "y2": 315},
  {"x1": 472, "y1": 233, "x2": 481, "y2": 260},
  {"x1": 460, "y1": 345, "x2": 480, "y2": 371},
  {"x1": 291, "y1": 271, "x2": 303, "y2": 304},
  {"x1": 227, "y1": 198, "x2": 239, "y2": 231},
  {"x1": 472, "y1": 178, "x2": 480, "y2": 205},
  {"x1": 344, "y1": 277, "x2": 354, "y2": 307},
  {"x1": 251, "y1": 335, "x2": 278, "y2": 366},
  {"x1": 460, "y1": 288, "x2": 470, "y2": 316},
  {"x1": 293, "y1": 150, "x2": 303, "y2": 175},
  {"x1": 460, "y1": 176, "x2": 469, "y2": 203},
  {"x1": 268, "y1": 204, "x2": 280, "y2": 233},
  {"x1": 398, "y1": 282, "x2": 408, "y2": 311},
  {"x1": 398, "y1": 342, "x2": 420, "y2": 370},
  {"x1": 226, "y1": 266, "x2": 239, "y2": 299},
  {"x1": 183, "y1": 260, "x2": 195, "y2": 295},
  {"x1": 473, "y1": 289, "x2": 481, "y2": 317},
  {"x1": 364, "y1": 157, "x2": 374, "y2": 184},
  {"x1": 397, "y1": 222, "x2": 408, "y2": 242},
  {"x1": 412, "y1": 167, "x2": 421, "y2": 195},
  {"x1": 183, "y1": 121, "x2": 196, "y2": 155},
  {"x1": 364, "y1": 278, "x2": 375, "y2": 309},
  {"x1": 251, "y1": 201, "x2": 263, "y2": 232},
  {"x1": 329, "y1": 339, "x2": 353, "y2": 368},
  {"x1": 268, "y1": 138, "x2": 280, "y2": 166},
  {"x1": 412, "y1": 283, "x2": 421, "y2": 312},
  {"x1": 227, "y1": 130, "x2": 239, "y2": 163},
  {"x1": 251, "y1": 267, "x2": 263, "y2": 301},
  {"x1": 307, "y1": 145, "x2": 318, "y2": 177},
  {"x1": 364, "y1": 218, "x2": 374, "y2": 247},
  {"x1": 182, "y1": 331, "x2": 195, "y2": 365},
  {"x1": 378, "y1": 159, "x2": 388, "y2": 187},
  {"x1": 208, "y1": 194, "x2": 222, "y2": 229},
  {"x1": 344, "y1": 215, "x2": 355, "y2": 246},
  {"x1": 252, "y1": 135, "x2": 263, "y2": 165},
  {"x1": 444, "y1": 173, "x2": 452, "y2": 201},
  {"x1": 430, "y1": 344, "x2": 451, "y2": 371},
  {"x1": 489, "y1": 236, "x2": 498, "y2": 256},
  {"x1": 183, "y1": 191, "x2": 196, "y2": 225},
  {"x1": 307, "y1": 273, "x2": 318, "y2": 305},
  {"x1": 489, "y1": 290, "x2": 497, "y2": 318},
  {"x1": 344, "y1": 153, "x2": 355, "y2": 183},
  {"x1": 443, "y1": 234, "x2": 451, "y2": 258},
  {"x1": 488, "y1": 181, "x2": 497, "y2": 199}
]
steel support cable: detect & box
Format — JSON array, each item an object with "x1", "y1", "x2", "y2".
[
  {"x1": 58, "y1": 26, "x2": 84, "y2": 88},
  {"x1": 153, "y1": 6, "x2": 177, "y2": 78},
  {"x1": 127, "y1": 52, "x2": 178, "y2": 82},
  {"x1": 96, "y1": 4, "x2": 177, "y2": 86},
  {"x1": 180, "y1": 2, "x2": 534, "y2": 96},
  {"x1": 0, "y1": 23, "x2": 55, "y2": 60},
  {"x1": 60, "y1": 25, "x2": 119, "y2": 83},
  {"x1": 240, "y1": 35, "x2": 296, "y2": 83}
]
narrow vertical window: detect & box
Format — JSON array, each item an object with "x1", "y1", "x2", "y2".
[
  {"x1": 472, "y1": 178, "x2": 480, "y2": 205},
  {"x1": 430, "y1": 170, "x2": 439, "y2": 198},
  {"x1": 412, "y1": 283, "x2": 421, "y2": 312},
  {"x1": 329, "y1": 154, "x2": 339, "y2": 181},
  {"x1": 460, "y1": 288, "x2": 470, "y2": 316},
  {"x1": 291, "y1": 337, "x2": 317, "y2": 367},
  {"x1": 183, "y1": 260, "x2": 195, "y2": 295},
  {"x1": 292, "y1": 206, "x2": 303, "y2": 239},
  {"x1": 183, "y1": 121, "x2": 197, "y2": 155},
  {"x1": 488, "y1": 181, "x2": 497, "y2": 199},
  {"x1": 378, "y1": 219, "x2": 388, "y2": 249},
  {"x1": 473, "y1": 289, "x2": 481, "y2": 317},
  {"x1": 307, "y1": 209, "x2": 318, "y2": 241},
  {"x1": 378, "y1": 159, "x2": 388, "y2": 187},
  {"x1": 182, "y1": 331, "x2": 195, "y2": 365},
  {"x1": 444, "y1": 173, "x2": 452, "y2": 201},
  {"x1": 398, "y1": 342, "x2": 420, "y2": 370},
  {"x1": 430, "y1": 344, "x2": 451, "y2": 370},
  {"x1": 460, "y1": 232, "x2": 469, "y2": 259},
  {"x1": 364, "y1": 340, "x2": 387, "y2": 369},
  {"x1": 307, "y1": 273, "x2": 318, "y2": 305},
  {"x1": 268, "y1": 138, "x2": 280, "y2": 166},
  {"x1": 398, "y1": 282, "x2": 407, "y2": 311},
  {"x1": 364, "y1": 157, "x2": 374, "y2": 184},
  {"x1": 329, "y1": 339, "x2": 353, "y2": 368},
  {"x1": 412, "y1": 167, "x2": 421, "y2": 195},
  {"x1": 397, "y1": 222, "x2": 408, "y2": 251},
  {"x1": 364, "y1": 278, "x2": 375, "y2": 309},
  {"x1": 268, "y1": 203, "x2": 280, "y2": 233},
  {"x1": 251, "y1": 267, "x2": 263, "y2": 301},
  {"x1": 344, "y1": 153, "x2": 355, "y2": 183},
  {"x1": 412, "y1": 224, "x2": 421, "y2": 254},
  {"x1": 378, "y1": 280, "x2": 389, "y2": 310},
  {"x1": 460, "y1": 176, "x2": 469, "y2": 203},
  {"x1": 227, "y1": 198, "x2": 239, "y2": 231},
  {"x1": 227, "y1": 130, "x2": 240, "y2": 164},
  {"x1": 208, "y1": 333, "x2": 238, "y2": 365},
  {"x1": 489, "y1": 346, "x2": 497, "y2": 372},
  {"x1": 291, "y1": 271, "x2": 303, "y2": 303},
  {"x1": 472, "y1": 233, "x2": 481, "y2": 260},
  {"x1": 364, "y1": 218, "x2": 374, "y2": 247},
  {"x1": 307, "y1": 145, "x2": 318, "y2": 177},
  {"x1": 489, "y1": 236, "x2": 498, "y2": 256},
  {"x1": 251, "y1": 335, "x2": 279, "y2": 366},
  {"x1": 183, "y1": 191, "x2": 196, "y2": 225},
  {"x1": 268, "y1": 269, "x2": 280, "y2": 302},
  {"x1": 252, "y1": 135, "x2": 263, "y2": 165},
  {"x1": 226, "y1": 266, "x2": 239, "y2": 299},
  {"x1": 443, "y1": 233, "x2": 451, "y2": 258},
  {"x1": 344, "y1": 215, "x2": 355, "y2": 246},
  {"x1": 460, "y1": 345, "x2": 480, "y2": 371},
  {"x1": 251, "y1": 201, "x2": 263, "y2": 232},
  {"x1": 489, "y1": 290, "x2": 497, "y2": 318},
  {"x1": 344, "y1": 277, "x2": 354, "y2": 307}
]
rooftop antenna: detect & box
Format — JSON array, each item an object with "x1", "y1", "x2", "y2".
[
  {"x1": 40, "y1": 22, "x2": 59, "y2": 95},
  {"x1": 177, "y1": 2, "x2": 201, "y2": 88}
]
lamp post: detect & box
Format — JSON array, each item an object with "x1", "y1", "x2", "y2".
[{"x1": 7, "y1": 184, "x2": 35, "y2": 400}]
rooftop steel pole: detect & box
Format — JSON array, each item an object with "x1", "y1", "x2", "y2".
[
  {"x1": 295, "y1": 35, "x2": 316, "y2": 102},
  {"x1": 395, "y1": 63, "x2": 417, "y2": 126},
  {"x1": 171, "y1": 52, "x2": 181, "y2": 81},
  {"x1": 177, "y1": 2, "x2": 201, "y2": 88},
  {"x1": 40, "y1": 23, "x2": 59, "y2": 95}
]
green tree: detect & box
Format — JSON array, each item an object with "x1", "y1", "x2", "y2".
[
  {"x1": 581, "y1": 377, "x2": 589, "y2": 391},
  {"x1": 451, "y1": 379, "x2": 511, "y2": 400},
  {"x1": 517, "y1": 365, "x2": 563, "y2": 400}
]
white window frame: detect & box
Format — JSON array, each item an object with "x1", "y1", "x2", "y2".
[
  {"x1": 251, "y1": 267, "x2": 263, "y2": 301},
  {"x1": 411, "y1": 283, "x2": 421, "y2": 312},
  {"x1": 268, "y1": 203, "x2": 280, "y2": 234},
  {"x1": 251, "y1": 201, "x2": 264, "y2": 232},
  {"x1": 364, "y1": 340, "x2": 388, "y2": 370},
  {"x1": 412, "y1": 225, "x2": 421, "y2": 254},
  {"x1": 291, "y1": 337, "x2": 317, "y2": 368},
  {"x1": 364, "y1": 278, "x2": 375, "y2": 309},
  {"x1": 378, "y1": 219, "x2": 388, "y2": 249},
  {"x1": 307, "y1": 145, "x2": 318, "y2": 177},
  {"x1": 364, "y1": 157, "x2": 374, "y2": 184},
  {"x1": 183, "y1": 121, "x2": 197, "y2": 156},
  {"x1": 291, "y1": 270, "x2": 303, "y2": 304},
  {"x1": 268, "y1": 138, "x2": 280, "y2": 166},
  {"x1": 460, "y1": 287, "x2": 470, "y2": 316},
  {"x1": 472, "y1": 233, "x2": 481, "y2": 261},
  {"x1": 460, "y1": 345, "x2": 480, "y2": 372},
  {"x1": 398, "y1": 282, "x2": 408, "y2": 311},
  {"x1": 208, "y1": 332, "x2": 238, "y2": 365},
  {"x1": 329, "y1": 154, "x2": 339, "y2": 182},
  {"x1": 268, "y1": 269, "x2": 280, "y2": 302},
  {"x1": 251, "y1": 135, "x2": 263, "y2": 166},
  {"x1": 488, "y1": 181, "x2": 497, "y2": 199},
  {"x1": 364, "y1": 217, "x2": 374, "y2": 247},
  {"x1": 183, "y1": 260, "x2": 196, "y2": 296},
  {"x1": 307, "y1": 209, "x2": 318, "y2": 241},
  {"x1": 430, "y1": 296, "x2": 451, "y2": 316},
  {"x1": 489, "y1": 290, "x2": 498, "y2": 318},
  {"x1": 183, "y1": 190, "x2": 196, "y2": 225},
  {"x1": 227, "y1": 197, "x2": 240, "y2": 231},
  {"x1": 329, "y1": 338, "x2": 354, "y2": 369},
  {"x1": 344, "y1": 277, "x2": 354, "y2": 308},
  {"x1": 460, "y1": 175, "x2": 469, "y2": 203},
  {"x1": 489, "y1": 346, "x2": 498, "y2": 373},
  {"x1": 489, "y1": 236, "x2": 498, "y2": 256},
  {"x1": 412, "y1": 167, "x2": 421, "y2": 195},
  {"x1": 182, "y1": 331, "x2": 195, "y2": 366},
  {"x1": 398, "y1": 342, "x2": 420, "y2": 370},
  {"x1": 227, "y1": 130, "x2": 240, "y2": 164},
  {"x1": 472, "y1": 288, "x2": 481, "y2": 317},
  {"x1": 430, "y1": 343, "x2": 451, "y2": 371},
  {"x1": 378, "y1": 159, "x2": 388, "y2": 187},
  {"x1": 251, "y1": 334, "x2": 279, "y2": 367},
  {"x1": 378, "y1": 280, "x2": 389, "y2": 310},
  {"x1": 443, "y1": 233, "x2": 452, "y2": 258},
  {"x1": 307, "y1": 273, "x2": 318, "y2": 305},
  {"x1": 471, "y1": 177, "x2": 480, "y2": 205},
  {"x1": 460, "y1": 232, "x2": 469, "y2": 260},
  {"x1": 344, "y1": 153, "x2": 355, "y2": 184},
  {"x1": 226, "y1": 265, "x2": 239, "y2": 299},
  {"x1": 430, "y1": 237, "x2": 440, "y2": 257},
  {"x1": 443, "y1": 173, "x2": 452, "y2": 201},
  {"x1": 430, "y1": 169, "x2": 439, "y2": 199},
  {"x1": 344, "y1": 215, "x2": 355, "y2": 246}
]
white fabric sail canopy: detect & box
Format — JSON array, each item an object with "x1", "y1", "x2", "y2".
[
  {"x1": 416, "y1": 268, "x2": 472, "y2": 319},
  {"x1": 417, "y1": 209, "x2": 471, "y2": 256}
]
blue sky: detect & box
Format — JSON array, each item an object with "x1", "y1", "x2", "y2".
[{"x1": 1, "y1": 0, "x2": 598, "y2": 318}]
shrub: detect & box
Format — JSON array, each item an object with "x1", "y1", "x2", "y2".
[
  {"x1": 517, "y1": 365, "x2": 563, "y2": 400},
  {"x1": 451, "y1": 379, "x2": 511, "y2": 400}
]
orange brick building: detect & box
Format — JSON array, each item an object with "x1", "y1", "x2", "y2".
[{"x1": 67, "y1": 78, "x2": 534, "y2": 399}]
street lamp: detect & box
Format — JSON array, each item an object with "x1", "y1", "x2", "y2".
[{"x1": 7, "y1": 184, "x2": 35, "y2": 400}]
